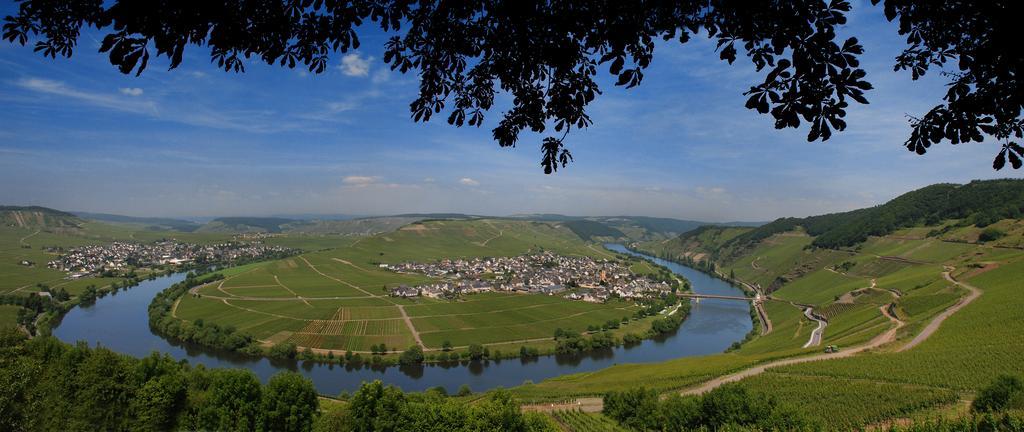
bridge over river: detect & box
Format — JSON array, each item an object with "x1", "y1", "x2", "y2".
[{"x1": 678, "y1": 292, "x2": 758, "y2": 302}]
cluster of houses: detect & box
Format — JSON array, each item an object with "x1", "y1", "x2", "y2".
[
  {"x1": 46, "y1": 240, "x2": 292, "y2": 278},
  {"x1": 383, "y1": 251, "x2": 673, "y2": 302}
]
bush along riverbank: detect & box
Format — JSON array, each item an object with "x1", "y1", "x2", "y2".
[
  {"x1": 552, "y1": 294, "x2": 691, "y2": 356},
  {"x1": 36, "y1": 254, "x2": 296, "y2": 338},
  {"x1": 147, "y1": 271, "x2": 267, "y2": 356},
  {"x1": 145, "y1": 271, "x2": 694, "y2": 369},
  {"x1": 623, "y1": 244, "x2": 761, "y2": 351},
  {"x1": 14, "y1": 269, "x2": 179, "y2": 337}
]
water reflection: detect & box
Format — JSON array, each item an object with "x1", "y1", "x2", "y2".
[{"x1": 53, "y1": 244, "x2": 752, "y2": 394}]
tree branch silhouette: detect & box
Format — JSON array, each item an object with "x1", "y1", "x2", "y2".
[{"x1": 4, "y1": 1, "x2": 1020, "y2": 171}]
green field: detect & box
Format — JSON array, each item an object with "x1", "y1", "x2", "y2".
[
  {"x1": 171, "y1": 219, "x2": 660, "y2": 353},
  {"x1": 6, "y1": 207, "x2": 1023, "y2": 429},
  {"x1": 536, "y1": 217, "x2": 1024, "y2": 429},
  {"x1": 547, "y1": 410, "x2": 626, "y2": 431},
  {"x1": 0, "y1": 305, "x2": 21, "y2": 327}
]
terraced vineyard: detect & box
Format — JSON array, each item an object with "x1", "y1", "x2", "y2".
[
  {"x1": 173, "y1": 219, "x2": 658, "y2": 353},
  {"x1": 732, "y1": 372, "x2": 960, "y2": 429},
  {"x1": 548, "y1": 410, "x2": 626, "y2": 432},
  {"x1": 535, "y1": 191, "x2": 1024, "y2": 429}
]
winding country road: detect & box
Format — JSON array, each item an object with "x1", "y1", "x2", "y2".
[
  {"x1": 680, "y1": 302, "x2": 905, "y2": 396},
  {"x1": 802, "y1": 307, "x2": 826, "y2": 348},
  {"x1": 521, "y1": 260, "x2": 990, "y2": 417},
  {"x1": 729, "y1": 278, "x2": 772, "y2": 336},
  {"x1": 524, "y1": 299, "x2": 908, "y2": 414},
  {"x1": 523, "y1": 265, "x2": 983, "y2": 414},
  {"x1": 898, "y1": 266, "x2": 980, "y2": 352}
]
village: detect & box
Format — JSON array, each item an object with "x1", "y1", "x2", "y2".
[
  {"x1": 382, "y1": 251, "x2": 674, "y2": 303},
  {"x1": 47, "y1": 240, "x2": 294, "y2": 278}
]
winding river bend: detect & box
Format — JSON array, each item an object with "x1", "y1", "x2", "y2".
[{"x1": 52, "y1": 244, "x2": 751, "y2": 395}]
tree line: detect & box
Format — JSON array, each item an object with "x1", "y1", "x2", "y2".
[
  {"x1": 722, "y1": 179, "x2": 1024, "y2": 251},
  {"x1": 147, "y1": 272, "x2": 267, "y2": 356},
  {"x1": 3, "y1": 320, "x2": 1021, "y2": 431},
  {"x1": 0, "y1": 325, "x2": 558, "y2": 431},
  {"x1": 0, "y1": 327, "x2": 319, "y2": 431}
]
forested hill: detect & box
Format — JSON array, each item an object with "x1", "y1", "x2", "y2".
[
  {"x1": 722, "y1": 179, "x2": 1024, "y2": 249},
  {"x1": 561, "y1": 220, "x2": 627, "y2": 240}
]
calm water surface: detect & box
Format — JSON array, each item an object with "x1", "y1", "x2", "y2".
[{"x1": 53, "y1": 244, "x2": 751, "y2": 395}]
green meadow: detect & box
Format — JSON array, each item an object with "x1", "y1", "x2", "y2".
[
  {"x1": 5, "y1": 208, "x2": 1023, "y2": 429},
  {"x1": 172, "y1": 219, "x2": 661, "y2": 352},
  {"x1": 521, "y1": 218, "x2": 1024, "y2": 429}
]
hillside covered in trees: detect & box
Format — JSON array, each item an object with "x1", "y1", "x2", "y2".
[{"x1": 718, "y1": 179, "x2": 1024, "y2": 251}]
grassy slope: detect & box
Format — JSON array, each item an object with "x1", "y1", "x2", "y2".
[
  {"x1": 0, "y1": 305, "x2": 21, "y2": 327},
  {"x1": 0, "y1": 219, "x2": 366, "y2": 340},
  {"x1": 516, "y1": 219, "x2": 1024, "y2": 429},
  {"x1": 175, "y1": 219, "x2": 663, "y2": 352}
]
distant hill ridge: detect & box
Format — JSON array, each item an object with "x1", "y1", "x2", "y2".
[
  {"x1": 0, "y1": 205, "x2": 82, "y2": 229},
  {"x1": 711, "y1": 179, "x2": 1024, "y2": 250},
  {"x1": 196, "y1": 217, "x2": 296, "y2": 233},
  {"x1": 73, "y1": 212, "x2": 201, "y2": 232},
  {"x1": 561, "y1": 220, "x2": 626, "y2": 240}
]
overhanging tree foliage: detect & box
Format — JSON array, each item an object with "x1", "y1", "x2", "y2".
[{"x1": 3, "y1": 1, "x2": 1021, "y2": 172}]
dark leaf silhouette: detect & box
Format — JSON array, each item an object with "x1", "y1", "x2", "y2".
[
  {"x1": 994, "y1": 148, "x2": 1007, "y2": 170},
  {"x1": 3, "y1": 0, "x2": 1022, "y2": 171}
]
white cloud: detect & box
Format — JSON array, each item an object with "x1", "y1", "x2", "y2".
[
  {"x1": 458, "y1": 177, "x2": 480, "y2": 186},
  {"x1": 16, "y1": 77, "x2": 329, "y2": 134},
  {"x1": 342, "y1": 175, "x2": 378, "y2": 186},
  {"x1": 17, "y1": 78, "x2": 157, "y2": 115},
  {"x1": 371, "y1": 68, "x2": 391, "y2": 83},
  {"x1": 326, "y1": 101, "x2": 357, "y2": 112},
  {"x1": 119, "y1": 87, "x2": 144, "y2": 96},
  {"x1": 339, "y1": 53, "x2": 371, "y2": 77},
  {"x1": 695, "y1": 186, "x2": 726, "y2": 195}
]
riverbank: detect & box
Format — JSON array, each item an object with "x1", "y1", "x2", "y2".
[{"x1": 52, "y1": 245, "x2": 752, "y2": 395}]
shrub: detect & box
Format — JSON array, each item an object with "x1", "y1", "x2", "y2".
[
  {"x1": 972, "y1": 375, "x2": 1024, "y2": 413},
  {"x1": 979, "y1": 227, "x2": 1006, "y2": 243},
  {"x1": 398, "y1": 346, "x2": 424, "y2": 365},
  {"x1": 268, "y1": 342, "x2": 297, "y2": 359},
  {"x1": 468, "y1": 344, "x2": 485, "y2": 360}
]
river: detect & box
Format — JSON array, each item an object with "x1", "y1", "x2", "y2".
[{"x1": 52, "y1": 244, "x2": 752, "y2": 395}]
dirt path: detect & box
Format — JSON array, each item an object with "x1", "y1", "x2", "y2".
[
  {"x1": 397, "y1": 304, "x2": 424, "y2": 348},
  {"x1": 300, "y1": 256, "x2": 424, "y2": 348},
  {"x1": 274, "y1": 276, "x2": 312, "y2": 307},
  {"x1": 522, "y1": 398, "x2": 605, "y2": 414},
  {"x1": 898, "y1": 267, "x2": 980, "y2": 352},
  {"x1": 331, "y1": 257, "x2": 373, "y2": 273},
  {"x1": 478, "y1": 222, "x2": 504, "y2": 247},
  {"x1": 192, "y1": 292, "x2": 378, "y2": 301},
  {"x1": 298, "y1": 256, "x2": 381, "y2": 299},
  {"x1": 523, "y1": 267, "x2": 976, "y2": 414},
  {"x1": 524, "y1": 301, "x2": 907, "y2": 413},
  {"x1": 587, "y1": 243, "x2": 617, "y2": 259},
  {"x1": 18, "y1": 229, "x2": 40, "y2": 246},
  {"x1": 681, "y1": 302, "x2": 904, "y2": 396}
]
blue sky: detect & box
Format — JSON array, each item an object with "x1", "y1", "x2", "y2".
[{"x1": 0, "y1": 1, "x2": 1014, "y2": 221}]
